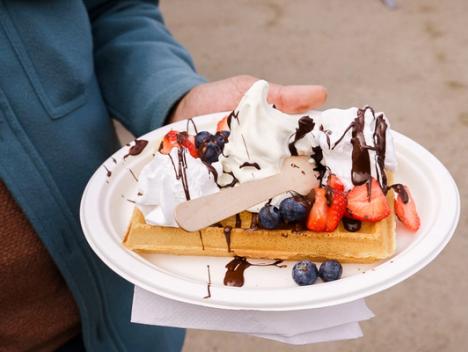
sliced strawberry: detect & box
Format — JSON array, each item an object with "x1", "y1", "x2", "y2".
[
  {"x1": 347, "y1": 178, "x2": 390, "y2": 222},
  {"x1": 325, "y1": 189, "x2": 347, "y2": 231},
  {"x1": 216, "y1": 115, "x2": 229, "y2": 132},
  {"x1": 307, "y1": 188, "x2": 327, "y2": 231},
  {"x1": 181, "y1": 135, "x2": 199, "y2": 158},
  {"x1": 327, "y1": 174, "x2": 345, "y2": 192},
  {"x1": 159, "y1": 130, "x2": 180, "y2": 154},
  {"x1": 394, "y1": 185, "x2": 420, "y2": 232}
]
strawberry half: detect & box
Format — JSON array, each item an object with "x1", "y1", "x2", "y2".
[
  {"x1": 325, "y1": 189, "x2": 347, "y2": 231},
  {"x1": 327, "y1": 174, "x2": 345, "y2": 192},
  {"x1": 159, "y1": 130, "x2": 180, "y2": 154},
  {"x1": 394, "y1": 185, "x2": 420, "y2": 232},
  {"x1": 307, "y1": 188, "x2": 327, "y2": 231},
  {"x1": 180, "y1": 134, "x2": 199, "y2": 158},
  {"x1": 347, "y1": 178, "x2": 390, "y2": 222},
  {"x1": 216, "y1": 115, "x2": 229, "y2": 132},
  {"x1": 159, "y1": 131, "x2": 199, "y2": 158}
]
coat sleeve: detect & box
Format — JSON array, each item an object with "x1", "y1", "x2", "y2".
[{"x1": 88, "y1": 0, "x2": 206, "y2": 136}]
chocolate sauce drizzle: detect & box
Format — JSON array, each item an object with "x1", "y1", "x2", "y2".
[
  {"x1": 103, "y1": 165, "x2": 112, "y2": 178},
  {"x1": 235, "y1": 213, "x2": 242, "y2": 228},
  {"x1": 124, "y1": 139, "x2": 148, "y2": 159},
  {"x1": 186, "y1": 118, "x2": 198, "y2": 134},
  {"x1": 239, "y1": 162, "x2": 261, "y2": 170},
  {"x1": 223, "y1": 226, "x2": 233, "y2": 252},
  {"x1": 128, "y1": 168, "x2": 139, "y2": 182},
  {"x1": 320, "y1": 124, "x2": 332, "y2": 149},
  {"x1": 288, "y1": 116, "x2": 315, "y2": 156},
  {"x1": 218, "y1": 171, "x2": 239, "y2": 189},
  {"x1": 203, "y1": 161, "x2": 219, "y2": 183},
  {"x1": 311, "y1": 146, "x2": 327, "y2": 185},
  {"x1": 249, "y1": 213, "x2": 259, "y2": 230},
  {"x1": 223, "y1": 256, "x2": 285, "y2": 287},
  {"x1": 203, "y1": 265, "x2": 212, "y2": 299},
  {"x1": 198, "y1": 231, "x2": 205, "y2": 250},
  {"x1": 331, "y1": 106, "x2": 390, "y2": 196},
  {"x1": 388, "y1": 184, "x2": 409, "y2": 203},
  {"x1": 168, "y1": 148, "x2": 191, "y2": 200},
  {"x1": 226, "y1": 110, "x2": 239, "y2": 128}
]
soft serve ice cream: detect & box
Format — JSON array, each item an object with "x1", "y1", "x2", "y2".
[{"x1": 136, "y1": 147, "x2": 220, "y2": 227}]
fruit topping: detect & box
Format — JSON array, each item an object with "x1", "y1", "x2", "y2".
[
  {"x1": 160, "y1": 130, "x2": 199, "y2": 157},
  {"x1": 258, "y1": 204, "x2": 281, "y2": 229},
  {"x1": 319, "y1": 260, "x2": 343, "y2": 282},
  {"x1": 292, "y1": 260, "x2": 318, "y2": 286},
  {"x1": 307, "y1": 188, "x2": 328, "y2": 231},
  {"x1": 216, "y1": 115, "x2": 230, "y2": 132},
  {"x1": 306, "y1": 186, "x2": 346, "y2": 232},
  {"x1": 279, "y1": 196, "x2": 310, "y2": 224},
  {"x1": 195, "y1": 131, "x2": 212, "y2": 149},
  {"x1": 215, "y1": 130, "x2": 230, "y2": 148},
  {"x1": 159, "y1": 130, "x2": 180, "y2": 154},
  {"x1": 324, "y1": 189, "x2": 347, "y2": 231},
  {"x1": 346, "y1": 177, "x2": 390, "y2": 222},
  {"x1": 393, "y1": 185, "x2": 420, "y2": 232},
  {"x1": 199, "y1": 139, "x2": 222, "y2": 163},
  {"x1": 327, "y1": 174, "x2": 345, "y2": 192}
]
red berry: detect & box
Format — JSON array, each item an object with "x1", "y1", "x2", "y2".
[
  {"x1": 325, "y1": 189, "x2": 347, "y2": 231},
  {"x1": 327, "y1": 174, "x2": 345, "y2": 192},
  {"x1": 181, "y1": 135, "x2": 199, "y2": 158},
  {"x1": 346, "y1": 178, "x2": 390, "y2": 222},
  {"x1": 394, "y1": 185, "x2": 420, "y2": 232},
  {"x1": 307, "y1": 188, "x2": 327, "y2": 231},
  {"x1": 159, "y1": 130, "x2": 180, "y2": 154}
]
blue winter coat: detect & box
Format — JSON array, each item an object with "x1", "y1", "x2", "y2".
[{"x1": 0, "y1": 1, "x2": 205, "y2": 350}]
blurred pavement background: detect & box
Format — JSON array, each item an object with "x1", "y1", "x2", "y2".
[{"x1": 131, "y1": 1, "x2": 468, "y2": 350}]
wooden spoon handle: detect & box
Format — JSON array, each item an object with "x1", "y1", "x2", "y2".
[{"x1": 175, "y1": 173, "x2": 290, "y2": 232}]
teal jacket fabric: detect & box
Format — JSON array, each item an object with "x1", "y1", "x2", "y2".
[{"x1": 0, "y1": 0, "x2": 205, "y2": 351}]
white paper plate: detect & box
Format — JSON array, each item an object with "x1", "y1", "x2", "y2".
[{"x1": 80, "y1": 112, "x2": 460, "y2": 311}]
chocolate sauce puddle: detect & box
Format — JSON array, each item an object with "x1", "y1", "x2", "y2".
[
  {"x1": 223, "y1": 256, "x2": 285, "y2": 287},
  {"x1": 239, "y1": 162, "x2": 261, "y2": 170},
  {"x1": 124, "y1": 139, "x2": 148, "y2": 159},
  {"x1": 288, "y1": 116, "x2": 315, "y2": 156}
]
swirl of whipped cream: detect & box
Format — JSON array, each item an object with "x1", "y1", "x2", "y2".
[{"x1": 136, "y1": 148, "x2": 221, "y2": 227}]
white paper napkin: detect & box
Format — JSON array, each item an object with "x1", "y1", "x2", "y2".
[{"x1": 131, "y1": 286, "x2": 374, "y2": 345}]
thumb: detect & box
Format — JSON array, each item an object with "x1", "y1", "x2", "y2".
[{"x1": 267, "y1": 83, "x2": 328, "y2": 114}]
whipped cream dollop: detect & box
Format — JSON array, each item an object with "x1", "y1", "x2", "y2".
[
  {"x1": 136, "y1": 148, "x2": 220, "y2": 227},
  {"x1": 219, "y1": 80, "x2": 397, "y2": 201}
]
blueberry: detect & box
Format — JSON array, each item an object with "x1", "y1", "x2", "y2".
[
  {"x1": 319, "y1": 260, "x2": 343, "y2": 282},
  {"x1": 199, "y1": 141, "x2": 221, "y2": 163},
  {"x1": 292, "y1": 260, "x2": 318, "y2": 286},
  {"x1": 214, "y1": 132, "x2": 228, "y2": 149},
  {"x1": 195, "y1": 131, "x2": 212, "y2": 148},
  {"x1": 258, "y1": 205, "x2": 281, "y2": 229},
  {"x1": 219, "y1": 130, "x2": 230, "y2": 140},
  {"x1": 279, "y1": 196, "x2": 309, "y2": 224}
]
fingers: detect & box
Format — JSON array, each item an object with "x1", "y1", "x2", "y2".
[{"x1": 268, "y1": 83, "x2": 328, "y2": 114}]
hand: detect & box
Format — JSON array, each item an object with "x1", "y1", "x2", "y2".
[{"x1": 168, "y1": 75, "x2": 327, "y2": 123}]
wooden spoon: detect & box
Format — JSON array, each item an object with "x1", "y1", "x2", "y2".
[{"x1": 175, "y1": 156, "x2": 318, "y2": 232}]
